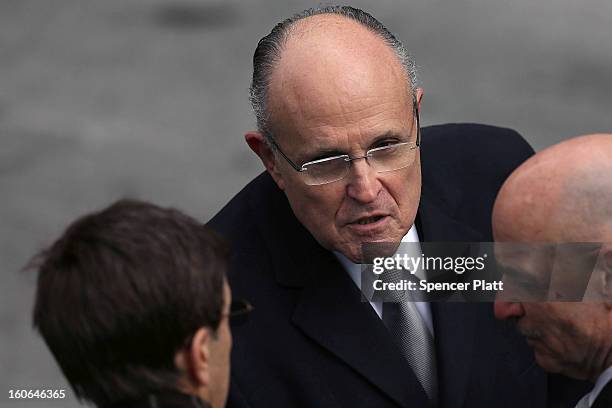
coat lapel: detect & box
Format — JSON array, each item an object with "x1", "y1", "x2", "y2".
[
  {"x1": 416, "y1": 193, "x2": 484, "y2": 408},
  {"x1": 430, "y1": 303, "x2": 477, "y2": 408},
  {"x1": 291, "y1": 252, "x2": 431, "y2": 407}
]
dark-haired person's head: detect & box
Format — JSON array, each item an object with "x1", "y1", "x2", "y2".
[{"x1": 32, "y1": 199, "x2": 233, "y2": 408}]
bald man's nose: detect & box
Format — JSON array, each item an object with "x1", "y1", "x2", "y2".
[
  {"x1": 346, "y1": 158, "x2": 381, "y2": 203},
  {"x1": 494, "y1": 301, "x2": 525, "y2": 320}
]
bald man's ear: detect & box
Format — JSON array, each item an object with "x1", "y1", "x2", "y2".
[
  {"x1": 600, "y1": 248, "x2": 612, "y2": 301},
  {"x1": 245, "y1": 131, "x2": 286, "y2": 190},
  {"x1": 416, "y1": 88, "x2": 424, "y2": 112}
]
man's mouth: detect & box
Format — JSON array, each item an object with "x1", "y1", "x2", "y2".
[
  {"x1": 344, "y1": 215, "x2": 390, "y2": 234},
  {"x1": 355, "y1": 215, "x2": 385, "y2": 225},
  {"x1": 519, "y1": 326, "x2": 543, "y2": 341}
]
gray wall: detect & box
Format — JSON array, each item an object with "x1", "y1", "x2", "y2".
[{"x1": 1, "y1": 1, "x2": 610, "y2": 406}]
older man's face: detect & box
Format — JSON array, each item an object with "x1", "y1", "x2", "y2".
[
  {"x1": 495, "y1": 299, "x2": 604, "y2": 379},
  {"x1": 258, "y1": 19, "x2": 421, "y2": 262},
  {"x1": 493, "y1": 234, "x2": 608, "y2": 379}
]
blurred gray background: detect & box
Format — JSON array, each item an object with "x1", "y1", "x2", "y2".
[{"x1": 1, "y1": 0, "x2": 610, "y2": 406}]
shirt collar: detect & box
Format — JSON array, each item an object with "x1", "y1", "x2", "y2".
[
  {"x1": 589, "y1": 365, "x2": 612, "y2": 406},
  {"x1": 334, "y1": 224, "x2": 420, "y2": 291}
]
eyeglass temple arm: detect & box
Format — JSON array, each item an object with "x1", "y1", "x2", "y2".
[
  {"x1": 415, "y1": 108, "x2": 421, "y2": 147},
  {"x1": 268, "y1": 136, "x2": 303, "y2": 172}
]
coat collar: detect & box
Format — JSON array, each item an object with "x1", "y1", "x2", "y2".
[
  {"x1": 416, "y1": 193, "x2": 484, "y2": 243},
  {"x1": 248, "y1": 173, "x2": 323, "y2": 287}
]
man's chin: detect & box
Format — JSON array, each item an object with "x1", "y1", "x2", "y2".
[
  {"x1": 338, "y1": 240, "x2": 402, "y2": 264},
  {"x1": 533, "y1": 350, "x2": 563, "y2": 374}
]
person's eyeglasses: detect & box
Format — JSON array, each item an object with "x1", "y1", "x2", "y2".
[
  {"x1": 224, "y1": 298, "x2": 253, "y2": 325},
  {"x1": 268, "y1": 110, "x2": 421, "y2": 186},
  {"x1": 182, "y1": 299, "x2": 253, "y2": 349}
]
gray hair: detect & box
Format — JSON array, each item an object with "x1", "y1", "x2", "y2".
[{"x1": 249, "y1": 5, "x2": 419, "y2": 140}]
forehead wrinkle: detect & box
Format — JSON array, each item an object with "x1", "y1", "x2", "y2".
[
  {"x1": 272, "y1": 64, "x2": 410, "y2": 142},
  {"x1": 296, "y1": 111, "x2": 408, "y2": 159},
  {"x1": 274, "y1": 66, "x2": 405, "y2": 125}
]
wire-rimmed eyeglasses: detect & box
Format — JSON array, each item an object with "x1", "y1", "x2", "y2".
[
  {"x1": 182, "y1": 299, "x2": 253, "y2": 348},
  {"x1": 224, "y1": 298, "x2": 253, "y2": 325},
  {"x1": 268, "y1": 110, "x2": 421, "y2": 186}
]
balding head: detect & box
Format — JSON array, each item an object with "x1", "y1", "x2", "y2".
[
  {"x1": 249, "y1": 5, "x2": 417, "y2": 138},
  {"x1": 493, "y1": 135, "x2": 612, "y2": 380},
  {"x1": 267, "y1": 14, "x2": 412, "y2": 144},
  {"x1": 493, "y1": 134, "x2": 612, "y2": 242}
]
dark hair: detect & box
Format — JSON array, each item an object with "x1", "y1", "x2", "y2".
[
  {"x1": 249, "y1": 5, "x2": 418, "y2": 139},
  {"x1": 31, "y1": 199, "x2": 228, "y2": 406}
]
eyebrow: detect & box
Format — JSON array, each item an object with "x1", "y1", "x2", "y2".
[
  {"x1": 300, "y1": 148, "x2": 347, "y2": 163},
  {"x1": 499, "y1": 264, "x2": 551, "y2": 293},
  {"x1": 369, "y1": 132, "x2": 409, "y2": 146},
  {"x1": 299, "y1": 131, "x2": 408, "y2": 163}
]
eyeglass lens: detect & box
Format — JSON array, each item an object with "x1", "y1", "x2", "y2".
[{"x1": 302, "y1": 142, "x2": 417, "y2": 185}]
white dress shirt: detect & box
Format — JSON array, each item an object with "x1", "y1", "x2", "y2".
[
  {"x1": 575, "y1": 366, "x2": 612, "y2": 407},
  {"x1": 334, "y1": 225, "x2": 434, "y2": 336}
]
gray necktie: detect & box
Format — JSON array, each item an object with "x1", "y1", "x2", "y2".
[{"x1": 380, "y1": 270, "x2": 438, "y2": 405}]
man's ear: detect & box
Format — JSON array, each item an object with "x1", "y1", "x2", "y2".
[
  {"x1": 416, "y1": 88, "x2": 424, "y2": 112},
  {"x1": 600, "y1": 248, "x2": 612, "y2": 302},
  {"x1": 245, "y1": 131, "x2": 285, "y2": 190},
  {"x1": 186, "y1": 327, "x2": 212, "y2": 388}
]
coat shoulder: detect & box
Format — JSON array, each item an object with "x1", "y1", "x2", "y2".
[
  {"x1": 419, "y1": 123, "x2": 534, "y2": 239},
  {"x1": 421, "y1": 123, "x2": 534, "y2": 170}
]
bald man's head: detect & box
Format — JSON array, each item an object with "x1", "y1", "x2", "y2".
[
  {"x1": 249, "y1": 6, "x2": 417, "y2": 137},
  {"x1": 493, "y1": 134, "x2": 612, "y2": 243},
  {"x1": 493, "y1": 135, "x2": 612, "y2": 379}
]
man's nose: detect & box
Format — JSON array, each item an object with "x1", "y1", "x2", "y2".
[
  {"x1": 346, "y1": 157, "x2": 382, "y2": 203},
  {"x1": 494, "y1": 301, "x2": 525, "y2": 320}
]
